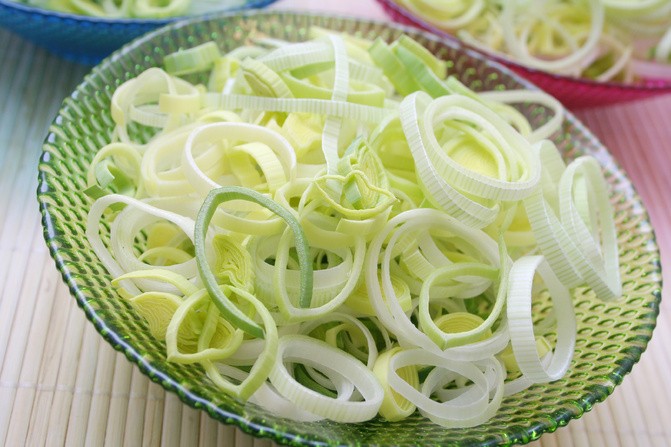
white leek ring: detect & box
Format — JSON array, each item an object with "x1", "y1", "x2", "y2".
[
  {"x1": 269, "y1": 334, "x2": 384, "y2": 423},
  {"x1": 507, "y1": 255, "x2": 576, "y2": 383}
]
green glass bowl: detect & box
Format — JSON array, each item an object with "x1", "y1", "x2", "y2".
[{"x1": 37, "y1": 10, "x2": 662, "y2": 447}]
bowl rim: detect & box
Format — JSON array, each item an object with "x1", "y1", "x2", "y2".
[
  {"x1": 0, "y1": 0, "x2": 278, "y2": 24},
  {"x1": 36, "y1": 8, "x2": 663, "y2": 447},
  {"x1": 375, "y1": 0, "x2": 671, "y2": 93}
]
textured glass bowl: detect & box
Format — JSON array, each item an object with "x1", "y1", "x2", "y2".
[
  {"x1": 0, "y1": 0, "x2": 277, "y2": 64},
  {"x1": 37, "y1": 10, "x2": 662, "y2": 447},
  {"x1": 376, "y1": 0, "x2": 671, "y2": 109}
]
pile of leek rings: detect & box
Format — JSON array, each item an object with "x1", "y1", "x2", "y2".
[
  {"x1": 391, "y1": 0, "x2": 671, "y2": 82},
  {"x1": 85, "y1": 28, "x2": 622, "y2": 427}
]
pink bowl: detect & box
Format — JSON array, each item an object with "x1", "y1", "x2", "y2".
[{"x1": 376, "y1": 0, "x2": 671, "y2": 109}]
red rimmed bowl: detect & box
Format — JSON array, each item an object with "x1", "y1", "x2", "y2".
[{"x1": 376, "y1": 0, "x2": 671, "y2": 109}]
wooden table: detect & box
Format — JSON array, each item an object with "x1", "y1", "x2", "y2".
[{"x1": 1, "y1": 0, "x2": 670, "y2": 445}]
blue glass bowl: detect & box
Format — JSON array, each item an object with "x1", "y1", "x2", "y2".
[{"x1": 0, "y1": 0, "x2": 278, "y2": 64}]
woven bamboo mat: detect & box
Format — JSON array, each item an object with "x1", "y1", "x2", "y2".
[{"x1": 1, "y1": 6, "x2": 671, "y2": 445}]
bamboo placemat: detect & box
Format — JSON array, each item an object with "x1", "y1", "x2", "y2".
[{"x1": 1, "y1": 3, "x2": 671, "y2": 445}]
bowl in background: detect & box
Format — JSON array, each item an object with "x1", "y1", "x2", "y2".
[
  {"x1": 0, "y1": 0, "x2": 278, "y2": 64},
  {"x1": 376, "y1": 0, "x2": 671, "y2": 109}
]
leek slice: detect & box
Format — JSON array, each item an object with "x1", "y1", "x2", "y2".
[
  {"x1": 268, "y1": 334, "x2": 384, "y2": 423},
  {"x1": 195, "y1": 186, "x2": 313, "y2": 338},
  {"x1": 182, "y1": 122, "x2": 296, "y2": 197},
  {"x1": 507, "y1": 256, "x2": 576, "y2": 382},
  {"x1": 165, "y1": 288, "x2": 244, "y2": 364},
  {"x1": 386, "y1": 348, "x2": 505, "y2": 428},
  {"x1": 373, "y1": 346, "x2": 419, "y2": 421},
  {"x1": 201, "y1": 285, "x2": 278, "y2": 400},
  {"x1": 207, "y1": 94, "x2": 390, "y2": 122},
  {"x1": 164, "y1": 42, "x2": 221, "y2": 76}
]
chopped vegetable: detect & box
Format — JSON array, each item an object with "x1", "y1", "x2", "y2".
[
  {"x1": 85, "y1": 29, "x2": 622, "y2": 427},
  {"x1": 391, "y1": 0, "x2": 671, "y2": 82}
]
